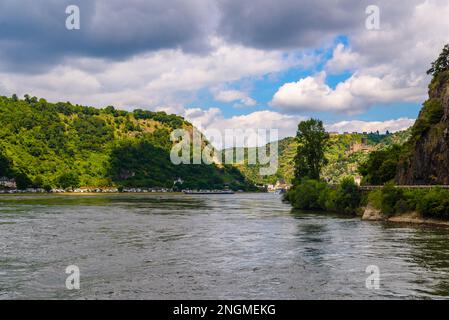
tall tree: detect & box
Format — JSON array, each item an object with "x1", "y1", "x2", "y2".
[
  {"x1": 427, "y1": 44, "x2": 449, "y2": 77},
  {"x1": 294, "y1": 119, "x2": 329, "y2": 182}
]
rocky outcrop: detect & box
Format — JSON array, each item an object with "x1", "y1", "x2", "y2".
[
  {"x1": 362, "y1": 204, "x2": 383, "y2": 221},
  {"x1": 396, "y1": 71, "x2": 449, "y2": 184}
]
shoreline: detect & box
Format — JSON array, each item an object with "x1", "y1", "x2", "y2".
[
  {"x1": 362, "y1": 206, "x2": 449, "y2": 227},
  {"x1": 386, "y1": 213, "x2": 449, "y2": 227}
]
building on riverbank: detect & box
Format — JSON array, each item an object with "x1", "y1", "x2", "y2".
[{"x1": 0, "y1": 177, "x2": 16, "y2": 189}]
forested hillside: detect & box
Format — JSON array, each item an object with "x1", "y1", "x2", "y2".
[
  {"x1": 0, "y1": 95, "x2": 253, "y2": 190},
  {"x1": 231, "y1": 130, "x2": 411, "y2": 185}
]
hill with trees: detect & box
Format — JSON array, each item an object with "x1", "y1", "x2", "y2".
[
  {"x1": 229, "y1": 129, "x2": 410, "y2": 186},
  {"x1": 0, "y1": 95, "x2": 254, "y2": 190}
]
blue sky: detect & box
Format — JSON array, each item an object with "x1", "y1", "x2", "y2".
[{"x1": 0, "y1": 0, "x2": 447, "y2": 142}]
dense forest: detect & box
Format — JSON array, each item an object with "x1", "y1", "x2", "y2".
[{"x1": 0, "y1": 95, "x2": 254, "y2": 190}]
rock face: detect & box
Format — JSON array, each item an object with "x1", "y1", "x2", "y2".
[
  {"x1": 362, "y1": 204, "x2": 383, "y2": 221},
  {"x1": 396, "y1": 71, "x2": 449, "y2": 185}
]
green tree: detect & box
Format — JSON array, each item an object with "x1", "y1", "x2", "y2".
[
  {"x1": 359, "y1": 144, "x2": 403, "y2": 185},
  {"x1": 0, "y1": 152, "x2": 13, "y2": 177},
  {"x1": 333, "y1": 177, "x2": 361, "y2": 214},
  {"x1": 293, "y1": 119, "x2": 329, "y2": 181},
  {"x1": 57, "y1": 172, "x2": 80, "y2": 190},
  {"x1": 427, "y1": 44, "x2": 449, "y2": 77}
]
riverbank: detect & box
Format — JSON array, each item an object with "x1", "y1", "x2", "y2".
[
  {"x1": 286, "y1": 179, "x2": 449, "y2": 226},
  {"x1": 362, "y1": 205, "x2": 449, "y2": 227}
]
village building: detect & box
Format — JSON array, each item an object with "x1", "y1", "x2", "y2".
[{"x1": 0, "y1": 177, "x2": 17, "y2": 189}]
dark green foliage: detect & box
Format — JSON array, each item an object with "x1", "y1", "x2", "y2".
[
  {"x1": 286, "y1": 179, "x2": 328, "y2": 210},
  {"x1": 0, "y1": 149, "x2": 13, "y2": 177},
  {"x1": 410, "y1": 99, "x2": 443, "y2": 140},
  {"x1": 359, "y1": 145, "x2": 403, "y2": 185},
  {"x1": 294, "y1": 119, "x2": 329, "y2": 182},
  {"x1": 108, "y1": 136, "x2": 254, "y2": 190},
  {"x1": 56, "y1": 172, "x2": 80, "y2": 190},
  {"x1": 369, "y1": 185, "x2": 449, "y2": 219},
  {"x1": 286, "y1": 177, "x2": 360, "y2": 215},
  {"x1": 417, "y1": 188, "x2": 449, "y2": 218},
  {"x1": 379, "y1": 183, "x2": 403, "y2": 216},
  {"x1": 333, "y1": 177, "x2": 361, "y2": 214},
  {"x1": 0, "y1": 95, "x2": 253, "y2": 190},
  {"x1": 73, "y1": 115, "x2": 114, "y2": 151},
  {"x1": 427, "y1": 44, "x2": 449, "y2": 77},
  {"x1": 133, "y1": 109, "x2": 186, "y2": 129}
]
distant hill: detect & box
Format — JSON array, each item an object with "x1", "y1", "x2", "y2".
[
  {"x1": 227, "y1": 129, "x2": 411, "y2": 185},
  {"x1": 0, "y1": 95, "x2": 254, "y2": 190}
]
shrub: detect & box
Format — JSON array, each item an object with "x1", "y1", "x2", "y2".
[
  {"x1": 319, "y1": 187, "x2": 336, "y2": 211},
  {"x1": 359, "y1": 145, "x2": 403, "y2": 185},
  {"x1": 368, "y1": 189, "x2": 383, "y2": 210},
  {"x1": 333, "y1": 177, "x2": 361, "y2": 214},
  {"x1": 366, "y1": 186, "x2": 449, "y2": 219},
  {"x1": 287, "y1": 178, "x2": 328, "y2": 210},
  {"x1": 417, "y1": 188, "x2": 449, "y2": 218},
  {"x1": 287, "y1": 177, "x2": 360, "y2": 214},
  {"x1": 379, "y1": 183, "x2": 403, "y2": 216}
]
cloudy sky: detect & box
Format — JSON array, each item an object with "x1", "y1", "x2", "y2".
[{"x1": 1, "y1": 0, "x2": 448, "y2": 147}]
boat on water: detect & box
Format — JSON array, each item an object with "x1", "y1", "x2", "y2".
[{"x1": 183, "y1": 190, "x2": 235, "y2": 195}]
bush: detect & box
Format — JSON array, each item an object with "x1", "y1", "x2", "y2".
[
  {"x1": 417, "y1": 188, "x2": 449, "y2": 218},
  {"x1": 359, "y1": 145, "x2": 403, "y2": 185},
  {"x1": 319, "y1": 187, "x2": 336, "y2": 211},
  {"x1": 378, "y1": 183, "x2": 403, "y2": 216},
  {"x1": 366, "y1": 185, "x2": 449, "y2": 219},
  {"x1": 287, "y1": 178, "x2": 328, "y2": 210},
  {"x1": 368, "y1": 189, "x2": 383, "y2": 210},
  {"x1": 333, "y1": 177, "x2": 361, "y2": 214},
  {"x1": 286, "y1": 177, "x2": 360, "y2": 215}
]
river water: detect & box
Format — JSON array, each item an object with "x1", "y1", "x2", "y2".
[{"x1": 1, "y1": 193, "x2": 449, "y2": 299}]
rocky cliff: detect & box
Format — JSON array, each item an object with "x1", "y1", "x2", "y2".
[{"x1": 396, "y1": 71, "x2": 449, "y2": 184}]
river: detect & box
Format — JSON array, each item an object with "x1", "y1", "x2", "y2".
[{"x1": 1, "y1": 193, "x2": 449, "y2": 299}]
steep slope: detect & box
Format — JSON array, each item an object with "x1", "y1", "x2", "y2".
[
  {"x1": 0, "y1": 95, "x2": 253, "y2": 190},
  {"x1": 396, "y1": 71, "x2": 449, "y2": 184}
]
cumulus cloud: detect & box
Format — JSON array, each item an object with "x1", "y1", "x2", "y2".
[
  {"x1": 160, "y1": 103, "x2": 415, "y2": 148},
  {"x1": 325, "y1": 44, "x2": 361, "y2": 73},
  {"x1": 269, "y1": 1, "x2": 449, "y2": 115},
  {"x1": 326, "y1": 118, "x2": 415, "y2": 134},
  {"x1": 271, "y1": 70, "x2": 425, "y2": 114},
  {"x1": 158, "y1": 105, "x2": 303, "y2": 149},
  {"x1": 1, "y1": 0, "x2": 446, "y2": 137}
]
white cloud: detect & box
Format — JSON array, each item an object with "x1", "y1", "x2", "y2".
[
  {"x1": 326, "y1": 118, "x2": 415, "y2": 134},
  {"x1": 325, "y1": 43, "x2": 361, "y2": 74},
  {"x1": 212, "y1": 88, "x2": 257, "y2": 107},
  {"x1": 271, "y1": 71, "x2": 425, "y2": 114},
  {"x1": 213, "y1": 89, "x2": 247, "y2": 102},
  {"x1": 158, "y1": 104, "x2": 303, "y2": 149},
  {"x1": 161, "y1": 102, "x2": 416, "y2": 148},
  {"x1": 271, "y1": 1, "x2": 449, "y2": 115},
  {"x1": 0, "y1": 37, "x2": 301, "y2": 109}
]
